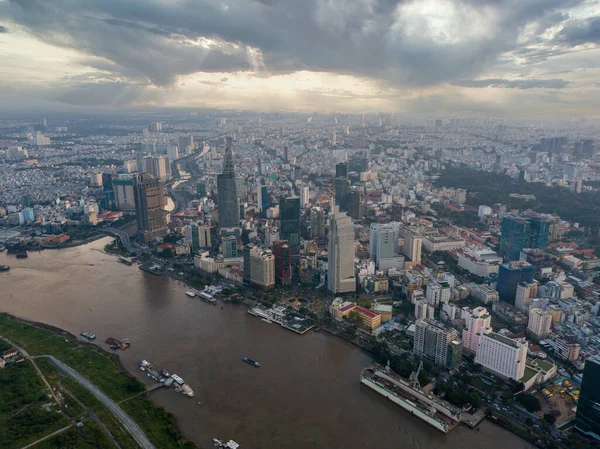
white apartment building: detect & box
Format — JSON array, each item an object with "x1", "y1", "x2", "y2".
[
  {"x1": 415, "y1": 300, "x2": 435, "y2": 320},
  {"x1": 475, "y1": 331, "x2": 528, "y2": 381},
  {"x1": 515, "y1": 282, "x2": 539, "y2": 312},
  {"x1": 472, "y1": 284, "x2": 499, "y2": 304},
  {"x1": 528, "y1": 308, "x2": 552, "y2": 339},
  {"x1": 462, "y1": 307, "x2": 492, "y2": 353},
  {"x1": 422, "y1": 234, "x2": 465, "y2": 252},
  {"x1": 426, "y1": 281, "x2": 451, "y2": 307}
]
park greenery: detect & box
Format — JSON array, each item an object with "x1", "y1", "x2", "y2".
[
  {"x1": 435, "y1": 166, "x2": 600, "y2": 230},
  {"x1": 0, "y1": 314, "x2": 197, "y2": 449}
]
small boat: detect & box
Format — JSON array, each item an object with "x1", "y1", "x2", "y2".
[
  {"x1": 213, "y1": 439, "x2": 240, "y2": 449},
  {"x1": 186, "y1": 290, "x2": 196, "y2": 297},
  {"x1": 80, "y1": 332, "x2": 96, "y2": 340},
  {"x1": 261, "y1": 318, "x2": 272, "y2": 324},
  {"x1": 0, "y1": 265, "x2": 10, "y2": 272},
  {"x1": 182, "y1": 384, "x2": 194, "y2": 397},
  {"x1": 242, "y1": 357, "x2": 260, "y2": 367}
]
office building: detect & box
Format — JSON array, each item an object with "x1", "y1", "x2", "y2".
[
  {"x1": 133, "y1": 173, "x2": 168, "y2": 243},
  {"x1": 474, "y1": 331, "x2": 527, "y2": 381},
  {"x1": 167, "y1": 145, "x2": 179, "y2": 161},
  {"x1": 369, "y1": 223, "x2": 404, "y2": 272},
  {"x1": 279, "y1": 196, "x2": 301, "y2": 254},
  {"x1": 273, "y1": 240, "x2": 292, "y2": 286},
  {"x1": 335, "y1": 162, "x2": 349, "y2": 179},
  {"x1": 113, "y1": 177, "x2": 136, "y2": 211},
  {"x1": 527, "y1": 308, "x2": 552, "y2": 339},
  {"x1": 426, "y1": 281, "x2": 451, "y2": 307},
  {"x1": 149, "y1": 122, "x2": 162, "y2": 132},
  {"x1": 500, "y1": 212, "x2": 550, "y2": 261},
  {"x1": 347, "y1": 188, "x2": 362, "y2": 220},
  {"x1": 310, "y1": 207, "x2": 326, "y2": 238},
  {"x1": 222, "y1": 235, "x2": 238, "y2": 259},
  {"x1": 575, "y1": 355, "x2": 600, "y2": 441},
  {"x1": 300, "y1": 186, "x2": 310, "y2": 208},
  {"x1": 217, "y1": 147, "x2": 240, "y2": 229},
  {"x1": 257, "y1": 185, "x2": 270, "y2": 212},
  {"x1": 401, "y1": 229, "x2": 422, "y2": 265},
  {"x1": 413, "y1": 319, "x2": 462, "y2": 369},
  {"x1": 496, "y1": 261, "x2": 534, "y2": 303},
  {"x1": 101, "y1": 173, "x2": 115, "y2": 209},
  {"x1": 283, "y1": 146, "x2": 289, "y2": 163},
  {"x1": 334, "y1": 162, "x2": 349, "y2": 211},
  {"x1": 327, "y1": 206, "x2": 356, "y2": 294},
  {"x1": 462, "y1": 307, "x2": 492, "y2": 353},
  {"x1": 178, "y1": 135, "x2": 194, "y2": 155},
  {"x1": 185, "y1": 224, "x2": 211, "y2": 253},
  {"x1": 243, "y1": 244, "x2": 275, "y2": 288}
]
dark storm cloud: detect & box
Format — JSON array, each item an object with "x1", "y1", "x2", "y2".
[
  {"x1": 0, "y1": 0, "x2": 587, "y2": 87},
  {"x1": 453, "y1": 78, "x2": 570, "y2": 89},
  {"x1": 0, "y1": 25, "x2": 8, "y2": 33},
  {"x1": 554, "y1": 16, "x2": 600, "y2": 46}
]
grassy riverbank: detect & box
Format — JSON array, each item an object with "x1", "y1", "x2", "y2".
[{"x1": 0, "y1": 313, "x2": 197, "y2": 449}]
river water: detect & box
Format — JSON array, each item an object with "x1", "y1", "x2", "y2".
[{"x1": 0, "y1": 239, "x2": 533, "y2": 449}]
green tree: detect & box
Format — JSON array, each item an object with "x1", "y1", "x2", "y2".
[
  {"x1": 516, "y1": 393, "x2": 541, "y2": 413},
  {"x1": 543, "y1": 413, "x2": 557, "y2": 425},
  {"x1": 347, "y1": 310, "x2": 361, "y2": 325}
]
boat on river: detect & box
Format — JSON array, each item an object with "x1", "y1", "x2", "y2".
[
  {"x1": 0, "y1": 265, "x2": 10, "y2": 272},
  {"x1": 242, "y1": 357, "x2": 260, "y2": 367}
]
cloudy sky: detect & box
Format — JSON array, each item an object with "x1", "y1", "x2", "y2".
[{"x1": 1, "y1": 0, "x2": 600, "y2": 114}]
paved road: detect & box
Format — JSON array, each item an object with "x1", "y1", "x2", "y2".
[
  {"x1": 19, "y1": 425, "x2": 73, "y2": 449},
  {"x1": 41, "y1": 356, "x2": 156, "y2": 449}
]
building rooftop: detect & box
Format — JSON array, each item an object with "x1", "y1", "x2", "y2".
[{"x1": 486, "y1": 332, "x2": 519, "y2": 348}]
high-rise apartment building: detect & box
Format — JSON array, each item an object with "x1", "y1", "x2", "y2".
[
  {"x1": 462, "y1": 307, "x2": 492, "y2": 353},
  {"x1": 279, "y1": 196, "x2": 301, "y2": 254},
  {"x1": 243, "y1": 244, "x2": 275, "y2": 288},
  {"x1": 178, "y1": 135, "x2": 195, "y2": 155},
  {"x1": 149, "y1": 122, "x2": 162, "y2": 132},
  {"x1": 142, "y1": 155, "x2": 169, "y2": 182},
  {"x1": 496, "y1": 261, "x2": 534, "y2": 303},
  {"x1": 575, "y1": 355, "x2": 600, "y2": 441},
  {"x1": 500, "y1": 212, "x2": 550, "y2": 261},
  {"x1": 515, "y1": 282, "x2": 539, "y2": 312},
  {"x1": 415, "y1": 300, "x2": 435, "y2": 320},
  {"x1": 426, "y1": 281, "x2": 451, "y2": 307},
  {"x1": 401, "y1": 229, "x2": 422, "y2": 265},
  {"x1": 89, "y1": 172, "x2": 103, "y2": 187},
  {"x1": 327, "y1": 206, "x2": 356, "y2": 294},
  {"x1": 113, "y1": 176, "x2": 136, "y2": 211},
  {"x1": 273, "y1": 240, "x2": 292, "y2": 286},
  {"x1": 474, "y1": 331, "x2": 527, "y2": 381},
  {"x1": 527, "y1": 308, "x2": 552, "y2": 339},
  {"x1": 133, "y1": 173, "x2": 168, "y2": 243},
  {"x1": 413, "y1": 319, "x2": 462, "y2": 369},
  {"x1": 217, "y1": 147, "x2": 240, "y2": 229}
]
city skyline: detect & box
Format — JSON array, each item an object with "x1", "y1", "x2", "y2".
[{"x1": 0, "y1": 1, "x2": 600, "y2": 115}]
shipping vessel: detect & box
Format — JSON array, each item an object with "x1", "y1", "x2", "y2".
[
  {"x1": 0, "y1": 265, "x2": 10, "y2": 272},
  {"x1": 213, "y1": 438, "x2": 240, "y2": 449},
  {"x1": 186, "y1": 290, "x2": 196, "y2": 297},
  {"x1": 360, "y1": 364, "x2": 461, "y2": 434},
  {"x1": 80, "y1": 332, "x2": 96, "y2": 340},
  {"x1": 242, "y1": 357, "x2": 260, "y2": 367}
]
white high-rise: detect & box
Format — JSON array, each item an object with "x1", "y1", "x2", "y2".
[
  {"x1": 369, "y1": 223, "x2": 404, "y2": 271},
  {"x1": 475, "y1": 331, "x2": 528, "y2": 381},
  {"x1": 528, "y1": 308, "x2": 552, "y2": 339},
  {"x1": 328, "y1": 206, "x2": 356, "y2": 294},
  {"x1": 462, "y1": 307, "x2": 492, "y2": 353},
  {"x1": 415, "y1": 300, "x2": 435, "y2": 320},
  {"x1": 300, "y1": 186, "x2": 310, "y2": 208}
]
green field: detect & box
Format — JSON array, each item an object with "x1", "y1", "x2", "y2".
[
  {"x1": 0, "y1": 313, "x2": 197, "y2": 449},
  {"x1": 0, "y1": 361, "x2": 70, "y2": 449}
]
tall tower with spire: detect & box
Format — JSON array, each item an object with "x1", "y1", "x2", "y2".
[{"x1": 217, "y1": 146, "x2": 240, "y2": 229}]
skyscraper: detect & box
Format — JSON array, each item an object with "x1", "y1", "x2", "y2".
[
  {"x1": 178, "y1": 135, "x2": 194, "y2": 155},
  {"x1": 327, "y1": 206, "x2": 356, "y2": 294},
  {"x1": 310, "y1": 207, "x2": 326, "y2": 238},
  {"x1": 334, "y1": 162, "x2": 350, "y2": 212},
  {"x1": 575, "y1": 355, "x2": 600, "y2": 441},
  {"x1": 257, "y1": 185, "x2": 270, "y2": 212},
  {"x1": 500, "y1": 212, "x2": 550, "y2": 261},
  {"x1": 347, "y1": 188, "x2": 362, "y2": 220},
  {"x1": 101, "y1": 173, "x2": 115, "y2": 209},
  {"x1": 300, "y1": 186, "x2": 310, "y2": 208},
  {"x1": 133, "y1": 173, "x2": 168, "y2": 243},
  {"x1": 335, "y1": 162, "x2": 348, "y2": 179},
  {"x1": 273, "y1": 240, "x2": 292, "y2": 286},
  {"x1": 279, "y1": 196, "x2": 301, "y2": 254},
  {"x1": 243, "y1": 244, "x2": 275, "y2": 288},
  {"x1": 185, "y1": 224, "x2": 211, "y2": 253},
  {"x1": 496, "y1": 261, "x2": 535, "y2": 303},
  {"x1": 462, "y1": 307, "x2": 492, "y2": 353},
  {"x1": 142, "y1": 155, "x2": 169, "y2": 182},
  {"x1": 217, "y1": 147, "x2": 240, "y2": 229},
  {"x1": 369, "y1": 223, "x2": 404, "y2": 271}
]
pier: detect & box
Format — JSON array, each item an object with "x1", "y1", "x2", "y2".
[{"x1": 147, "y1": 383, "x2": 164, "y2": 392}]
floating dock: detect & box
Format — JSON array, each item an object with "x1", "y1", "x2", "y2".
[{"x1": 360, "y1": 365, "x2": 461, "y2": 433}]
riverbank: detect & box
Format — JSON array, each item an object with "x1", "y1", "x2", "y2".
[{"x1": 0, "y1": 313, "x2": 197, "y2": 449}]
